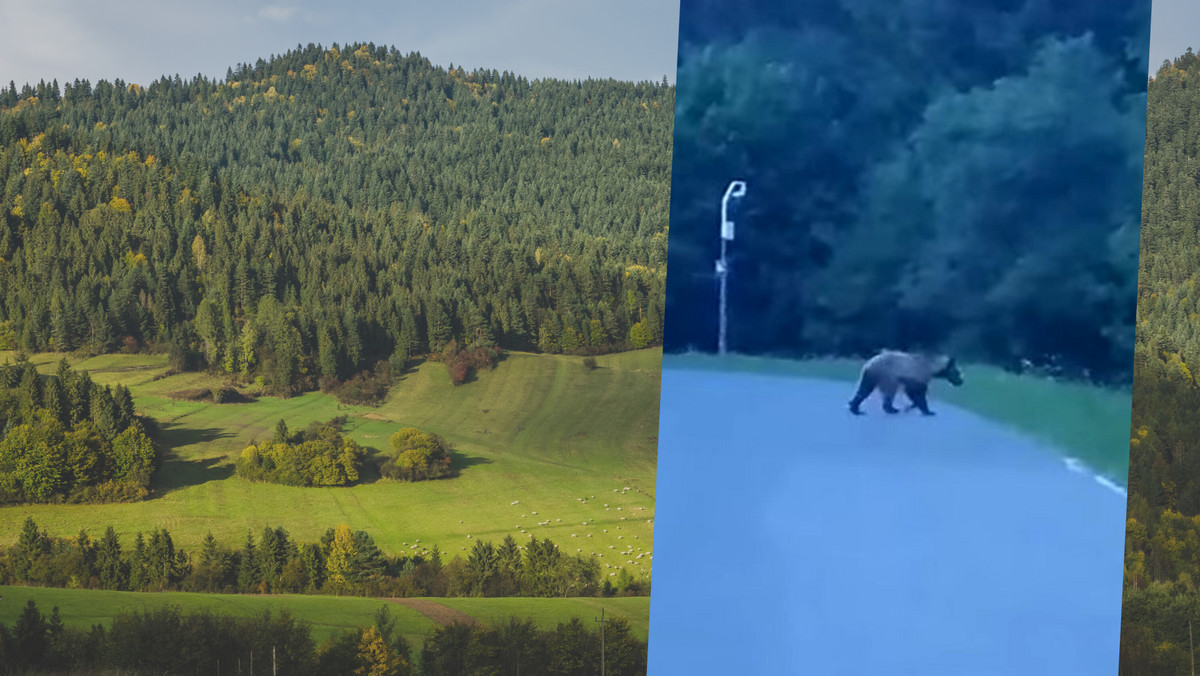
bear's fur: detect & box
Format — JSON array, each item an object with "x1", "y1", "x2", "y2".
[{"x1": 848, "y1": 350, "x2": 963, "y2": 416}]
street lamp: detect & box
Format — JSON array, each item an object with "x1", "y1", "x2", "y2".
[{"x1": 717, "y1": 180, "x2": 747, "y2": 356}]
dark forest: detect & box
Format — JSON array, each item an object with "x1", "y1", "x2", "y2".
[{"x1": 665, "y1": 0, "x2": 1148, "y2": 385}]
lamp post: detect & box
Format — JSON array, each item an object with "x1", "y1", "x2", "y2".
[{"x1": 718, "y1": 180, "x2": 747, "y2": 356}]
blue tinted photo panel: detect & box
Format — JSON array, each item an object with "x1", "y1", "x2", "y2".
[{"x1": 650, "y1": 1, "x2": 1150, "y2": 673}]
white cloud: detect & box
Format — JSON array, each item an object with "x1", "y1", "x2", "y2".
[{"x1": 258, "y1": 5, "x2": 297, "y2": 21}]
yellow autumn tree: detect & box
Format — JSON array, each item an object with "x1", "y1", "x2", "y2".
[
  {"x1": 191, "y1": 234, "x2": 208, "y2": 271},
  {"x1": 355, "y1": 626, "x2": 408, "y2": 676},
  {"x1": 326, "y1": 523, "x2": 357, "y2": 592}
]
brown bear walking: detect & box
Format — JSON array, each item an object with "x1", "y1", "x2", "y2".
[{"x1": 848, "y1": 350, "x2": 963, "y2": 416}]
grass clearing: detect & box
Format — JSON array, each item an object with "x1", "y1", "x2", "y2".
[
  {"x1": 664, "y1": 352, "x2": 1131, "y2": 484},
  {"x1": 0, "y1": 350, "x2": 662, "y2": 573}
]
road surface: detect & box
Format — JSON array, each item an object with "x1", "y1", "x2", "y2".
[{"x1": 646, "y1": 365, "x2": 1127, "y2": 675}]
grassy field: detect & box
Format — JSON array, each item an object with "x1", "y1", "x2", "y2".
[
  {"x1": 663, "y1": 352, "x2": 1132, "y2": 485},
  {"x1": 0, "y1": 585, "x2": 651, "y2": 647},
  {"x1": 0, "y1": 349, "x2": 661, "y2": 577}
]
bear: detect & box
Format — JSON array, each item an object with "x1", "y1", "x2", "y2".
[{"x1": 848, "y1": 350, "x2": 963, "y2": 416}]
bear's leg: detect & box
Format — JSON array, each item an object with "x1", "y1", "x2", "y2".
[
  {"x1": 881, "y1": 382, "x2": 900, "y2": 414},
  {"x1": 903, "y1": 380, "x2": 935, "y2": 416},
  {"x1": 848, "y1": 373, "x2": 875, "y2": 415}
]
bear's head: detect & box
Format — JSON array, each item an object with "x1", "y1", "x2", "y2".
[{"x1": 933, "y1": 356, "x2": 963, "y2": 387}]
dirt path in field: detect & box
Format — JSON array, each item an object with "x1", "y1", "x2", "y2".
[{"x1": 386, "y1": 598, "x2": 479, "y2": 627}]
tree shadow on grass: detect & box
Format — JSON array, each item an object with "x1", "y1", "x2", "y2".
[
  {"x1": 151, "y1": 456, "x2": 236, "y2": 495},
  {"x1": 450, "y1": 449, "x2": 492, "y2": 473},
  {"x1": 153, "y1": 421, "x2": 235, "y2": 449},
  {"x1": 357, "y1": 447, "x2": 388, "y2": 485},
  {"x1": 147, "y1": 422, "x2": 238, "y2": 496}
]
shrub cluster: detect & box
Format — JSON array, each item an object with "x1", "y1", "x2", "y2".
[
  {"x1": 381, "y1": 427, "x2": 453, "y2": 482},
  {"x1": 323, "y1": 361, "x2": 397, "y2": 406},
  {"x1": 439, "y1": 340, "x2": 502, "y2": 386},
  {"x1": 236, "y1": 418, "x2": 364, "y2": 487}
]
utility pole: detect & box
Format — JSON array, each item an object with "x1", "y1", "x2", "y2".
[
  {"x1": 717, "y1": 180, "x2": 747, "y2": 356},
  {"x1": 595, "y1": 607, "x2": 607, "y2": 676},
  {"x1": 1191, "y1": 618, "x2": 1195, "y2": 676}
]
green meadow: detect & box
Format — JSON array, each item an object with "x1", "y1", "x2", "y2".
[
  {"x1": 0, "y1": 349, "x2": 662, "y2": 576},
  {"x1": 663, "y1": 353, "x2": 1132, "y2": 484},
  {"x1": 0, "y1": 585, "x2": 650, "y2": 647}
]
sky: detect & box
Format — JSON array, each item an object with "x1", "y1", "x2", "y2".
[
  {"x1": 1150, "y1": 0, "x2": 1200, "y2": 74},
  {"x1": 0, "y1": 0, "x2": 680, "y2": 89}
]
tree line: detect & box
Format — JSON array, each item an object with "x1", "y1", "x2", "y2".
[
  {"x1": 0, "y1": 598, "x2": 648, "y2": 675},
  {"x1": 2, "y1": 517, "x2": 650, "y2": 599},
  {"x1": 0, "y1": 42, "x2": 670, "y2": 396}
]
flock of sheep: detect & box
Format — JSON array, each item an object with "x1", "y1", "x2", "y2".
[{"x1": 452, "y1": 486, "x2": 654, "y2": 578}]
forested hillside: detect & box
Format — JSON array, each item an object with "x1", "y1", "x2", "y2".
[
  {"x1": 665, "y1": 0, "x2": 1147, "y2": 384},
  {"x1": 1118, "y1": 48, "x2": 1200, "y2": 675},
  {"x1": 0, "y1": 43, "x2": 672, "y2": 394}
]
